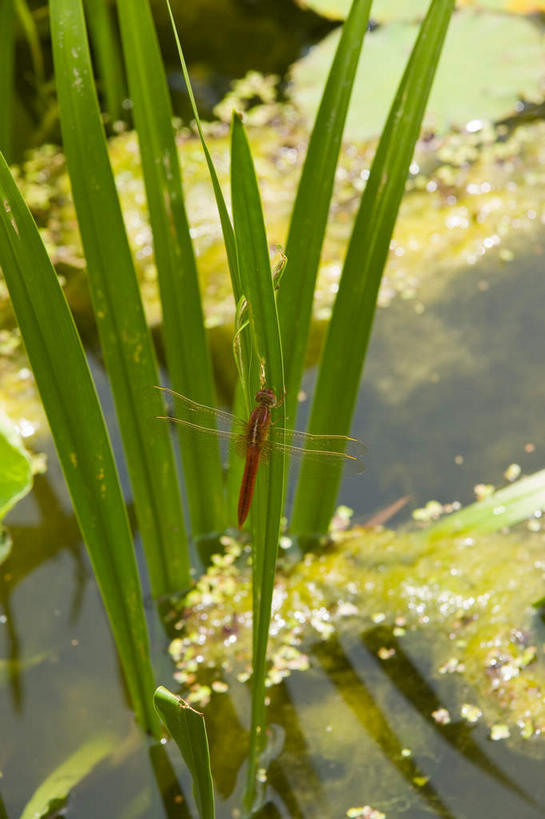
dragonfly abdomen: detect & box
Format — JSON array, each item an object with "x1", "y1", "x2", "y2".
[{"x1": 238, "y1": 444, "x2": 262, "y2": 527}]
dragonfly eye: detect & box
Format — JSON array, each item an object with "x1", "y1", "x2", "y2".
[{"x1": 255, "y1": 388, "x2": 276, "y2": 407}]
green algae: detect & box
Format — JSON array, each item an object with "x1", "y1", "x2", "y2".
[{"x1": 169, "y1": 520, "x2": 545, "y2": 741}]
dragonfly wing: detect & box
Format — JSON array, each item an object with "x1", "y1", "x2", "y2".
[
  {"x1": 266, "y1": 427, "x2": 366, "y2": 475},
  {"x1": 157, "y1": 413, "x2": 245, "y2": 467},
  {"x1": 155, "y1": 386, "x2": 246, "y2": 433},
  {"x1": 154, "y1": 387, "x2": 249, "y2": 466},
  {"x1": 156, "y1": 415, "x2": 240, "y2": 442}
]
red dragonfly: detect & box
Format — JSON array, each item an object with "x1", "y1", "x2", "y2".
[{"x1": 156, "y1": 386, "x2": 365, "y2": 527}]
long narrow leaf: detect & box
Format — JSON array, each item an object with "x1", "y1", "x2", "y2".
[
  {"x1": 20, "y1": 733, "x2": 117, "y2": 819},
  {"x1": 154, "y1": 686, "x2": 215, "y2": 819},
  {"x1": 0, "y1": 0, "x2": 15, "y2": 159},
  {"x1": 164, "y1": 0, "x2": 247, "y2": 521},
  {"x1": 116, "y1": 0, "x2": 226, "y2": 539},
  {"x1": 0, "y1": 153, "x2": 159, "y2": 733},
  {"x1": 15, "y1": 0, "x2": 45, "y2": 89},
  {"x1": 164, "y1": 0, "x2": 238, "y2": 292},
  {"x1": 83, "y1": 0, "x2": 127, "y2": 123},
  {"x1": 50, "y1": 0, "x2": 190, "y2": 596},
  {"x1": 291, "y1": 0, "x2": 455, "y2": 535},
  {"x1": 425, "y1": 469, "x2": 545, "y2": 541},
  {"x1": 277, "y1": 0, "x2": 372, "y2": 429},
  {"x1": 230, "y1": 113, "x2": 286, "y2": 811}
]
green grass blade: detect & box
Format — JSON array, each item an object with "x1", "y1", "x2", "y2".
[
  {"x1": 291, "y1": 0, "x2": 455, "y2": 536},
  {"x1": 164, "y1": 0, "x2": 246, "y2": 520},
  {"x1": 83, "y1": 0, "x2": 127, "y2": 123},
  {"x1": 0, "y1": 0, "x2": 15, "y2": 160},
  {"x1": 164, "y1": 0, "x2": 239, "y2": 293},
  {"x1": 425, "y1": 469, "x2": 545, "y2": 541},
  {"x1": 116, "y1": 0, "x2": 226, "y2": 538},
  {"x1": 230, "y1": 113, "x2": 286, "y2": 811},
  {"x1": 50, "y1": 0, "x2": 190, "y2": 596},
  {"x1": 154, "y1": 686, "x2": 215, "y2": 819},
  {"x1": 0, "y1": 153, "x2": 159, "y2": 733},
  {"x1": 20, "y1": 732, "x2": 117, "y2": 819},
  {"x1": 277, "y1": 0, "x2": 372, "y2": 428},
  {"x1": 15, "y1": 0, "x2": 45, "y2": 89}
]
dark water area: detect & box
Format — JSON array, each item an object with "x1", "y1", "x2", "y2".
[{"x1": 294, "y1": 242, "x2": 545, "y2": 528}]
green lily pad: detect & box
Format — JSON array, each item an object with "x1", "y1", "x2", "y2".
[
  {"x1": 294, "y1": 0, "x2": 429, "y2": 21},
  {"x1": 296, "y1": 0, "x2": 545, "y2": 21},
  {"x1": 290, "y1": 10, "x2": 545, "y2": 138},
  {"x1": 0, "y1": 408, "x2": 33, "y2": 521}
]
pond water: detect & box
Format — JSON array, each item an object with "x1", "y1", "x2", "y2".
[
  {"x1": 3, "y1": 1, "x2": 545, "y2": 815},
  {"x1": 2, "y1": 228, "x2": 545, "y2": 817}
]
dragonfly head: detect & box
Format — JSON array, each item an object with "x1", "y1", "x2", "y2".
[{"x1": 255, "y1": 388, "x2": 277, "y2": 408}]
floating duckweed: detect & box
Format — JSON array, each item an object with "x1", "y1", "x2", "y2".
[
  {"x1": 412, "y1": 500, "x2": 444, "y2": 522},
  {"x1": 490, "y1": 723, "x2": 510, "y2": 741},
  {"x1": 432, "y1": 708, "x2": 451, "y2": 725},
  {"x1": 474, "y1": 483, "x2": 495, "y2": 501},
  {"x1": 186, "y1": 685, "x2": 212, "y2": 708},
  {"x1": 519, "y1": 718, "x2": 534, "y2": 739},
  {"x1": 461, "y1": 704, "x2": 482, "y2": 724},
  {"x1": 346, "y1": 807, "x2": 385, "y2": 819}
]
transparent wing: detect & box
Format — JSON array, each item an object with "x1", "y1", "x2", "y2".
[
  {"x1": 155, "y1": 386, "x2": 246, "y2": 436},
  {"x1": 266, "y1": 427, "x2": 366, "y2": 475}
]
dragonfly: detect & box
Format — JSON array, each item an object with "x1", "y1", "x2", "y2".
[{"x1": 156, "y1": 386, "x2": 365, "y2": 528}]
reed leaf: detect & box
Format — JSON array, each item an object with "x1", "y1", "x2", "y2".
[
  {"x1": 154, "y1": 686, "x2": 215, "y2": 819},
  {"x1": 0, "y1": 0, "x2": 15, "y2": 160},
  {"x1": 291, "y1": 0, "x2": 455, "y2": 536},
  {"x1": 83, "y1": 0, "x2": 127, "y2": 123},
  {"x1": 277, "y1": 0, "x2": 372, "y2": 429},
  {"x1": 20, "y1": 732, "x2": 117, "y2": 819},
  {"x1": 230, "y1": 113, "x2": 286, "y2": 811},
  {"x1": 15, "y1": 0, "x2": 45, "y2": 90},
  {"x1": 116, "y1": 0, "x2": 226, "y2": 539},
  {"x1": 425, "y1": 469, "x2": 545, "y2": 541},
  {"x1": 164, "y1": 0, "x2": 238, "y2": 290},
  {"x1": 0, "y1": 152, "x2": 159, "y2": 733},
  {"x1": 50, "y1": 0, "x2": 189, "y2": 596},
  {"x1": 163, "y1": 0, "x2": 247, "y2": 519}
]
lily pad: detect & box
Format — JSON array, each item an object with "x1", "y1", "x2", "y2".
[
  {"x1": 294, "y1": 0, "x2": 429, "y2": 21},
  {"x1": 290, "y1": 10, "x2": 545, "y2": 138},
  {"x1": 0, "y1": 408, "x2": 33, "y2": 521},
  {"x1": 296, "y1": 0, "x2": 545, "y2": 21}
]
